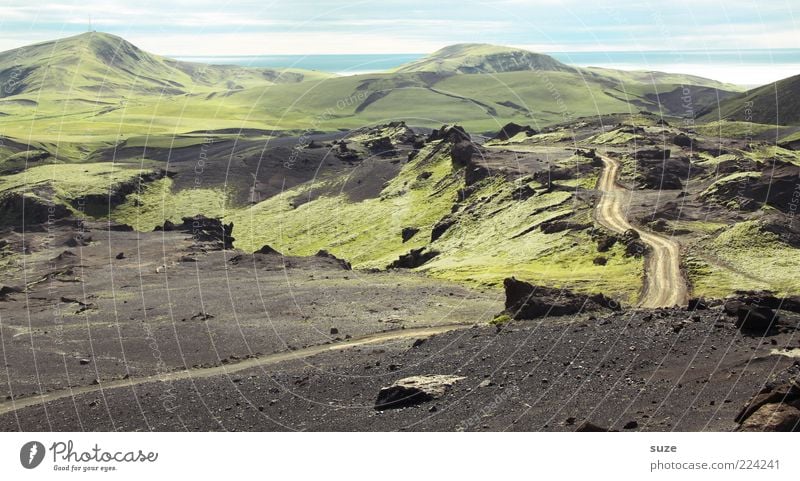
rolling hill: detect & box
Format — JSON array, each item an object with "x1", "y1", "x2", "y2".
[
  {"x1": 0, "y1": 31, "x2": 330, "y2": 99},
  {"x1": 394, "y1": 43, "x2": 573, "y2": 74},
  {"x1": 701, "y1": 73, "x2": 800, "y2": 125},
  {"x1": 0, "y1": 34, "x2": 748, "y2": 144}
]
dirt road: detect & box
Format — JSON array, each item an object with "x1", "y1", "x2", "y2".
[
  {"x1": 595, "y1": 155, "x2": 688, "y2": 308},
  {"x1": 0, "y1": 324, "x2": 469, "y2": 417}
]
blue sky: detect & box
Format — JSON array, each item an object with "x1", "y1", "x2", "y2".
[{"x1": 0, "y1": 0, "x2": 797, "y2": 55}]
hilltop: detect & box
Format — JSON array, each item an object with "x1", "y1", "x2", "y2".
[
  {"x1": 0, "y1": 31, "x2": 329, "y2": 99},
  {"x1": 394, "y1": 43, "x2": 573, "y2": 74}
]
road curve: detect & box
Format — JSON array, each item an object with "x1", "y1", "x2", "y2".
[
  {"x1": 595, "y1": 155, "x2": 688, "y2": 308},
  {"x1": 0, "y1": 324, "x2": 469, "y2": 417}
]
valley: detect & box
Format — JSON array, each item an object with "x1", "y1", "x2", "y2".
[{"x1": 1, "y1": 31, "x2": 800, "y2": 432}]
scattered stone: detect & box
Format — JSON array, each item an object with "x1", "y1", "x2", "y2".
[{"x1": 374, "y1": 375, "x2": 466, "y2": 409}]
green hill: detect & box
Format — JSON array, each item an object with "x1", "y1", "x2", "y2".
[
  {"x1": 0, "y1": 34, "x2": 746, "y2": 144},
  {"x1": 0, "y1": 31, "x2": 330, "y2": 99},
  {"x1": 394, "y1": 43, "x2": 573, "y2": 74},
  {"x1": 701, "y1": 73, "x2": 800, "y2": 125}
]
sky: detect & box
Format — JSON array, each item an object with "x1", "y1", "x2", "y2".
[{"x1": 0, "y1": 0, "x2": 797, "y2": 55}]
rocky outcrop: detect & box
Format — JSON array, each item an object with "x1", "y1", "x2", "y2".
[
  {"x1": 736, "y1": 381, "x2": 800, "y2": 431},
  {"x1": 502, "y1": 277, "x2": 620, "y2": 319},
  {"x1": 374, "y1": 375, "x2": 465, "y2": 409},
  {"x1": 387, "y1": 248, "x2": 440, "y2": 269},
  {"x1": 431, "y1": 215, "x2": 456, "y2": 242},
  {"x1": 401, "y1": 227, "x2": 419, "y2": 242},
  {"x1": 180, "y1": 215, "x2": 234, "y2": 250},
  {"x1": 720, "y1": 291, "x2": 800, "y2": 334},
  {"x1": 427, "y1": 125, "x2": 470, "y2": 144},
  {"x1": 0, "y1": 192, "x2": 70, "y2": 227},
  {"x1": 491, "y1": 122, "x2": 537, "y2": 141},
  {"x1": 315, "y1": 250, "x2": 352, "y2": 270},
  {"x1": 255, "y1": 244, "x2": 282, "y2": 255}
]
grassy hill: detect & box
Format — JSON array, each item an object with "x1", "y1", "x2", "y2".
[
  {"x1": 394, "y1": 43, "x2": 573, "y2": 74},
  {"x1": 701, "y1": 73, "x2": 800, "y2": 125},
  {"x1": 0, "y1": 31, "x2": 330, "y2": 99}
]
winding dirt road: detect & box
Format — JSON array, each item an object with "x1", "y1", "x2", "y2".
[
  {"x1": 595, "y1": 155, "x2": 688, "y2": 308},
  {"x1": 0, "y1": 324, "x2": 469, "y2": 417}
]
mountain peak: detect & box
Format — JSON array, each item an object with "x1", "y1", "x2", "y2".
[{"x1": 395, "y1": 43, "x2": 572, "y2": 74}]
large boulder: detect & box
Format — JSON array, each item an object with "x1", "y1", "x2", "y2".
[
  {"x1": 736, "y1": 382, "x2": 800, "y2": 432},
  {"x1": 502, "y1": 277, "x2": 620, "y2": 319},
  {"x1": 375, "y1": 375, "x2": 465, "y2": 409}
]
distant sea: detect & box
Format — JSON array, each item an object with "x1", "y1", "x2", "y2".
[{"x1": 175, "y1": 49, "x2": 800, "y2": 87}]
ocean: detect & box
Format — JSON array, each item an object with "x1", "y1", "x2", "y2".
[{"x1": 176, "y1": 49, "x2": 800, "y2": 87}]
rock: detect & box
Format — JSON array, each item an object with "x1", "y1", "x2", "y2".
[
  {"x1": 365, "y1": 136, "x2": 395, "y2": 156},
  {"x1": 593, "y1": 256, "x2": 607, "y2": 266},
  {"x1": 387, "y1": 248, "x2": 440, "y2": 269},
  {"x1": 0, "y1": 285, "x2": 23, "y2": 300},
  {"x1": 673, "y1": 133, "x2": 693, "y2": 147},
  {"x1": 491, "y1": 122, "x2": 537, "y2": 141},
  {"x1": 687, "y1": 298, "x2": 709, "y2": 310},
  {"x1": 478, "y1": 379, "x2": 494, "y2": 388},
  {"x1": 623, "y1": 420, "x2": 639, "y2": 430},
  {"x1": 315, "y1": 250, "x2": 352, "y2": 270},
  {"x1": 465, "y1": 164, "x2": 490, "y2": 186},
  {"x1": 115, "y1": 252, "x2": 125, "y2": 260},
  {"x1": 79, "y1": 358, "x2": 91, "y2": 365},
  {"x1": 180, "y1": 215, "x2": 234, "y2": 250},
  {"x1": 451, "y1": 140, "x2": 477, "y2": 167},
  {"x1": 65, "y1": 234, "x2": 92, "y2": 247},
  {"x1": 595, "y1": 233, "x2": 618, "y2": 252},
  {"x1": 502, "y1": 277, "x2": 620, "y2": 319},
  {"x1": 735, "y1": 305, "x2": 779, "y2": 334},
  {"x1": 401, "y1": 227, "x2": 419, "y2": 243},
  {"x1": 427, "y1": 125, "x2": 470, "y2": 143},
  {"x1": 738, "y1": 403, "x2": 800, "y2": 431},
  {"x1": 330, "y1": 327, "x2": 339, "y2": 335},
  {"x1": 633, "y1": 148, "x2": 670, "y2": 160},
  {"x1": 255, "y1": 245, "x2": 282, "y2": 255},
  {"x1": 510, "y1": 183, "x2": 536, "y2": 201},
  {"x1": 374, "y1": 375, "x2": 465, "y2": 409},
  {"x1": 0, "y1": 192, "x2": 70, "y2": 227},
  {"x1": 431, "y1": 216, "x2": 455, "y2": 242},
  {"x1": 576, "y1": 421, "x2": 617, "y2": 432},
  {"x1": 736, "y1": 382, "x2": 800, "y2": 426},
  {"x1": 541, "y1": 220, "x2": 590, "y2": 234}
]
